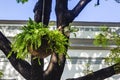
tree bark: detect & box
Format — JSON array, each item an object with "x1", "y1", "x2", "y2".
[
  {"x1": 55, "y1": 0, "x2": 91, "y2": 28},
  {"x1": 30, "y1": 56, "x2": 44, "y2": 80},
  {"x1": 0, "y1": 32, "x2": 31, "y2": 80},
  {"x1": 66, "y1": 64, "x2": 117, "y2": 80},
  {"x1": 31, "y1": 0, "x2": 52, "y2": 80},
  {"x1": 44, "y1": 53, "x2": 66, "y2": 80},
  {"x1": 34, "y1": 0, "x2": 52, "y2": 25}
]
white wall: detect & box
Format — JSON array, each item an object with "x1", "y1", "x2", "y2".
[{"x1": 0, "y1": 23, "x2": 120, "y2": 80}]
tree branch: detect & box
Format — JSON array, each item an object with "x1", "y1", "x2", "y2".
[
  {"x1": 34, "y1": 0, "x2": 52, "y2": 25},
  {"x1": 55, "y1": 0, "x2": 68, "y2": 28},
  {"x1": 0, "y1": 31, "x2": 31, "y2": 80},
  {"x1": 30, "y1": 56, "x2": 44, "y2": 80},
  {"x1": 63, "y1": 0, "x2": 91, "y2": 25},
  {"x1": 72, "y1": 0, "x2": 91, "y2": 17},
  {"x1": 66, "y1": 63, "x2": 120, "y2": 80},
  {"x1": 32, "y1": 0, "x2": 52, "y2": 80},
  {"x1": 55, "y1": 0, "x2": 91, "y2": 28},
  {"x1": 44, "y1": 53, "x2": 66, "y2": 80}
]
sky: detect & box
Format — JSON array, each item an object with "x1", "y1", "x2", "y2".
[{"x1": 0, "y1": 0, "x2": 120, "y2": 22}]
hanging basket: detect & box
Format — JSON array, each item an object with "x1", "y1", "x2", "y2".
[
  {"x1": 28, "y1": 38, "x2": 52, "y2": 58},
  {"x1": 9, "y1": 19, "x2": 68, "y2": 60}
]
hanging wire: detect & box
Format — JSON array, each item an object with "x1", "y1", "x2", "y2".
[{"x1": 42, "y1": 0, "x2": 45, "y2": 24}]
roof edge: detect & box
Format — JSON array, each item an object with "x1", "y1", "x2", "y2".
[{"x1": 0, "y1": 20, "x2": 120, "y2": 26}]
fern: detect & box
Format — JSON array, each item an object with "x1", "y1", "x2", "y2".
[{"x1": 10, "y1": 18, "x2": 69, "y2": 59}]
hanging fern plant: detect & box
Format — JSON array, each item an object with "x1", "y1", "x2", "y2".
[{"x1": 9, "y1": 18, "x2": 69, "y2": 59}]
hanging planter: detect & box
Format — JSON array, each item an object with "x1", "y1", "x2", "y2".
[
  {"x1": 9, "y1": 18, "x2": 69, "y2": 59},
  {"x1": 28, "y1": 38, "x2": 52, "y2": 58}
]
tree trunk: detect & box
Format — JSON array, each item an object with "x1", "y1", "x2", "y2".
[{"x1": 31, "y1": 0, "x2": 52, "y2": 80}]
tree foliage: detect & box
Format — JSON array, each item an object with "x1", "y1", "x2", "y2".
[
  {"x1": 16, "y1": 0, "x2": 28, "y2": 4},
  {"x1": 94, "y1": 27, "x2": 120, "y2": 65}
]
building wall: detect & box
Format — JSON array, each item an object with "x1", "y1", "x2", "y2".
[{"x1": 0, "y1": 21, "x2": 120, "y2": 80}]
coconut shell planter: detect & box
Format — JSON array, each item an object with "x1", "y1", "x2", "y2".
[
  {"x1": 28, "y1": 38, "x2": 52, "y2": 58},
  {"x1": 9, "y1": 19, "x2": 69, "y2": 59}
]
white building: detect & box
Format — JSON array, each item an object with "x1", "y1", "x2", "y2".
[{"x1": 0, "y1": 20, "x2": 120, "y2": 80}]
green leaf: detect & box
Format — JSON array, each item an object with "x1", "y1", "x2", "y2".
[
  {"x1": 0, "y1": 71, "x2": 3, "y2": 78},
  {"x1": 7, "y1": 51, "x2": 13, "y2": 58},
  {"x1": 95, "y1": 26, "x2": 120, "y2": 65},
  {"x1": 16, "y1": 0, "x2": 28, "y2": 4}
]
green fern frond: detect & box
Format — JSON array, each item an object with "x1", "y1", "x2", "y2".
[{"x1": 10, "y1": 18, "x2": 69, "y2": 60}]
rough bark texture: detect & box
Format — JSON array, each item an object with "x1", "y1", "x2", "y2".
[
  {"x1": 31, "y1": 0, "x2": 52, "y2": 80},
  {"x1": 0, "y1": 32, "x2": 31, "y2": 80},
  {"x1": 66, "y1": 64, "x2": 116, "y2": 80},
  {"x1": 33, "y1": 0, "x2": 52, "y2": 25},
  {"x1": 0, "y1": 0, "x2": 120, "y2": 80}
]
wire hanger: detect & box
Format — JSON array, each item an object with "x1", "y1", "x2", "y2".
[{"x1": 42, "y1": 0, "x2": 45, "y2": 24}]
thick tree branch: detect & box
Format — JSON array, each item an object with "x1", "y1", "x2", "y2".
[
  {"x1": 55, "y1": 0, "x2": 91, "y2": 28},
  {"x1": 62, "y1": 0, "x2": 92, "y2": 26},
  {"x1": 30, "y1": 56, "x2": 44, "y2": 80},
  {"x1": 44, "y1": 53, "x2": 66, "y2": 80},
  {"x1": 34, "y1": 0, "x2": 52, "y2": 25},
  {"x1": 30, "y1": 0, "x2": 53, "y2": 80},
  {"x1": 72, "y1": 0, "x2": 91, "y2": 17},
  {"x1": 66, "y1": 63, "x2": 120, "y2": 80},
  {"x1": 0, "y1": 31, "x2": 31, "y2": 80},
  {"x1": 55, "y1": 0, "x2": 68, "y2": 28}
]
